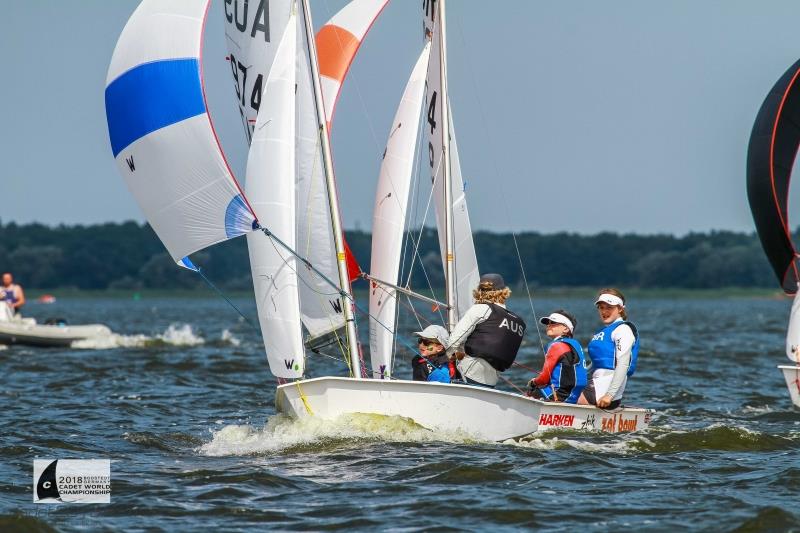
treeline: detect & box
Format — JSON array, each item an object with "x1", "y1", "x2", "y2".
[{"x1": 0, "y1": 221, "x2": 778, "y2": 290}]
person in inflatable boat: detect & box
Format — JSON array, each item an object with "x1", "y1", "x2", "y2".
[
  {"x1": 0, "y1": 273, "x2": 25, "y2": 315},
  {"x1": 528, "y1": 309, "x2": 588, "y2": 403}
]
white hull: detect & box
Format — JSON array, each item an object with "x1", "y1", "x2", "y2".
[
  {"x1": 0, "y1": 319, "x2": 111, "y2": 347},
  {"x1": 275, "y1": 377, "x2": 653, "y2": 441},
  {"x1": 779, "y1": 365, "x2": 800, "y2": 408}
]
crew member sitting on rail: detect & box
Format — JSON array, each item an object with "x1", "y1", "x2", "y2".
[
  {"x1": 0, "y1": 273, "x2": 25, "y2": 315},
  {"x1": 446, "y1": 273, "x2": 526, "y2": 388},
  {"x1": 411, "y1": 325, "x2": 459, "y2": 383},
  {"x1": 579, "y1": 288, "x2": 640, "y2": 409},
  {"x1": 528, "y1": 310, "x2": 588, "y2": 403}
]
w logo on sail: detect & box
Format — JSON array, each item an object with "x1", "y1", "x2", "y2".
[
  {"x1": 329, "y1": 299, "x2": 342, "y2": 314},
  {"x1": 125, "y1": 156, "x2": 135, "y2": 172},
  {"x1": 284, "y1": 359, "x2": 294, "y2": 370}
]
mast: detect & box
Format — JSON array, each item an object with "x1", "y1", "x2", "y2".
[
  {"x1": 438, "y1": 0, "x2": 457, "y2": 332},
  {"x1": 299, "y1": 0, "x2": 362, "y2": 378}
]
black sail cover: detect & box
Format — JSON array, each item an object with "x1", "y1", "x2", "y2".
[{"x1": 747, "y1": 58, "x2": 800, "y2": 294}]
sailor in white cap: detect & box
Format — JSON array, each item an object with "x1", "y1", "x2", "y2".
[
  {"x1": 528, "y1": 310, "x2": 588, "y2": 403},
  {"x1": 579, "y1": 288, "x2": 640, "y2": 409},
  {"x1": 411, "y1": 325, "x2": 455, "y2": 383},
  {"x1": 445, "y1": 273, "x2": 527, "y2": 387}
]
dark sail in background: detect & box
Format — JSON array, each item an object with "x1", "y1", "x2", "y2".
[{"x1": 747, "y1": 58, "x2": 800, "y2": 294}]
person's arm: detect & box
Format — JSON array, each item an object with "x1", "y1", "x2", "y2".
[
  {"x1": 530, "y1": 342, "x2": 571, "y2": 387},
  {"x1": 445, "y1": 304, "x2": 491, "y2": 356},
  {"x1": 598, "y1": 325, "x2": 634, "y2": 406},
  {"x1": 411, "y1": 357, "x2": 429, "y2": 381},
  {"x1": 13, "y1": 286, "x2": 25, "y2": 310}
]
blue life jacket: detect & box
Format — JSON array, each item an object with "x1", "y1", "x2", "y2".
[
  {"x1": 538, "y1": 337, "x2": 588, "y2": 404},
  {"x1": 427, "y1": 365, "x2": 451, "y2": 383},
  {"x1": 1, "y1": 287, "x2": 18, "y2": 305},
  {"x1": 587, "y1": 321, "x2": 639, "y2": 376}
]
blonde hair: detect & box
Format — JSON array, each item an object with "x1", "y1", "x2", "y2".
[
  {"x1": 473, "y1": 285, "x2": 511, "y2": 304},
  {"x1": 597, "y1": 287, "x2": 627, "y2": 319}
]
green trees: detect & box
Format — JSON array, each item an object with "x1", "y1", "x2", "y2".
[{"x1": 0, "y1": 221, "x2": 777, "y2": 290}]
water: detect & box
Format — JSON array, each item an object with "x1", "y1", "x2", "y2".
[{"x1": 1, "y1": 295, "x2": 799, "y2": 531}]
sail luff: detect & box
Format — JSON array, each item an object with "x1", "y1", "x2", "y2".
[
  {"x1": 369, "y1": 44, "x2": 432, "y2": 378},
  {"x1": 299, "y1": 0, "x2": 362, "y2": 378}
]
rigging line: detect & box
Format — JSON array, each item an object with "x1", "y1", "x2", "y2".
[
  {"x1": 402, "y1": 157, "x2": 448, "y2": 326},
  {"x1": 263, "y1": 233, "x2": 352, "y2": 370},
  {"x1": 451, "y1": 10, "x2": 546, "y2": 356},
  {"x1": 498, "y1": 374, "x2": 526, "y2": 395},
  {"x1": 193, "y1": 267, "x2": 259, "y2": 333},
  {"x1": 399, "y1": 98, "x2": 429, "y2": 289}
]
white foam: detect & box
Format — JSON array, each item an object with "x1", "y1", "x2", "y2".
[
  {"x1": 198, "y1": 413, "x2": 480, "y2": 456},
  {"x1": 507, "y1": 434, "x2": 640, "y2": 453},
  {"x1": 220, "y1": 329, "x2": 240, "y2": 346},
  {"x1": 71, "y1": 323, "x2": 204, "y2": 349},
  {"x1": 158, "y1": 324, "x2": 204, "y2": 346}
]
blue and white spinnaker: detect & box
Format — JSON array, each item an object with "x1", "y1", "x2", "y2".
[{"x1": 104, "y1": 0, "x2": 256, "y2": 265}]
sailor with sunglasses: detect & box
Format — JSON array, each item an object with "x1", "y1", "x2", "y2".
[{"x1": 411, "y1": 325, "x2": 459, "y2": 383}]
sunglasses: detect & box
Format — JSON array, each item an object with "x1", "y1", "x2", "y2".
[{"x1": 417, "y1": 338, "x2": 439, "y2": 348}]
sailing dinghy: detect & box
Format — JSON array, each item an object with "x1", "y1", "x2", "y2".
[
  {"x1": 747, "y1": 58, "x2": 800, "y2": 408},
  {"x1": 105, "y1": 0, "x2": 652, "y2": 441}
]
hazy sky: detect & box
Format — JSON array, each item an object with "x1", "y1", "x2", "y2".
[{"x1": 3, "y1": 0, "x2": 800, "y2": 235}]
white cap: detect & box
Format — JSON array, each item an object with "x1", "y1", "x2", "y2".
[
  {"x1": 413, "y1": 325, "x2": 449, "y2": 346},
  {"x1": 539, "y1": 312, "x2": 574, "y2": 334},
  {"x1": 595, "y1": 293, "x2": 625, "y2": 308}
]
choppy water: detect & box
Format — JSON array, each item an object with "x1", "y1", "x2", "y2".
[{"x1": 1, "y1": 294, "x2": 799, "y2": 531}]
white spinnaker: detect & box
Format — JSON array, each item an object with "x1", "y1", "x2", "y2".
[
  {"x1": 105, "y1": 0, "x2": 255, "y2": 264},
  {"x1": 246, "y1": 15, "x2": 305, "y2": 379},
  {"x1": 223, "y1": 0, "x2": 291, "y2": 144},
  {"x1": 787, "y1": 288, "x2": 800, "y2": 362},
  {"x1": 423, "y1": 2, "x2": 478, "y2": 321},
  {"x1": 368, "y1": 44, "x2": 432, "y2": 379},
  {"x1": 296, "y1": 6, "x2": 347, "y2": 340}
]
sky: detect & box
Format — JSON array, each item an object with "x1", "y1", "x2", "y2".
[{"x1": 3, "y1": 0, "x2": 800, "y2": 235}]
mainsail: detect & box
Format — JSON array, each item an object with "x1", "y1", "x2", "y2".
[
  {"x1": 369, "y1": 44, "x2": 432, "y2": 378},
  {"x1": 747, "y1": 58, "x2": 800, "y2": 295},
  {"x1": 245, "y1": 12, "x2": 305, "y2": 378},
  {"x1": 105, "y1": 0, "x2": 256, "y2": 264},
  {"x1": 423, "y1": 0, "x2": 479, "y2": 326}
]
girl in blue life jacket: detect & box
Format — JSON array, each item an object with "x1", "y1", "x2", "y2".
[
  {"x1": 527, "y1": 310, "x2": 587, "y2": 403},
  {"x1": 579, "y1": 288, "x2": 640, "y2": 409},
  {"x1": 411, "y1": 325, "x2": 459, "y2": 383}
]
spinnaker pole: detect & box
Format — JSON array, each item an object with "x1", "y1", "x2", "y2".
[{"x1": 299, "y1": 0, "x2": 362, "y2": 378}]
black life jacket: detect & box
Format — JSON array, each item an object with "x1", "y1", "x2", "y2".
[{"x1": 464, "y1": 303, "x2": 526, "y2": 371}]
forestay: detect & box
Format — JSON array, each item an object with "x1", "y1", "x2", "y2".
[
  {"x1": 245, "y1": 14, "x2": 305, "y2": 379},
  {"x1": 105, "y1": 0, "x2": 256, "y2": 264},
  {"x1": 369, "y1": 44, "x2": 432, "y2": 379}
]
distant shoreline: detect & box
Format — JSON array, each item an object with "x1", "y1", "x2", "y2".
[{"x1": 23, "y1": 286, "x2": 788, "y2": 301}]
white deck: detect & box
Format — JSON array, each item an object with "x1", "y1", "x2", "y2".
[{"x1": 276, "y1": 377, "x2": 653, "y2": 441}]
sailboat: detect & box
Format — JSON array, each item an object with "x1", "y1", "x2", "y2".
[
  {"x1": 105, "y1": 0, "x2": 652, "y2": 441},
  {"x1": 747, "y1": 58, "x2": 800, "y2": 408}
]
